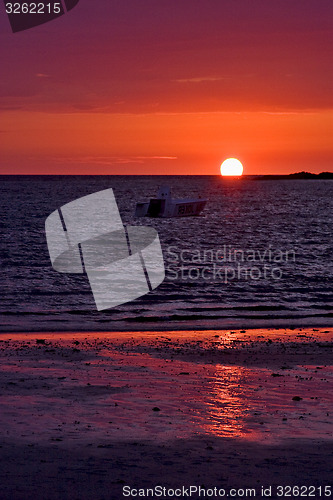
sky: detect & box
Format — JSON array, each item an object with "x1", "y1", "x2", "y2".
[{"x1": 1, "y1": 0, "x2": 332, "y2": 175}]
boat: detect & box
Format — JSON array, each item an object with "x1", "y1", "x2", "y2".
[{"x1": 135, "y1": 186, "x2": 207, "y2": 218}]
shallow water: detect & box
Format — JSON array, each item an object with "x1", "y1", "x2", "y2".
[{"x1": 0, "y1": 329, "x2": 332, "y2": 444}]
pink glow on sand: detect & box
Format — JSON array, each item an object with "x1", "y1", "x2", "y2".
[{"x1": 0, "y1": 329, "x2": 332, "y2": 445}]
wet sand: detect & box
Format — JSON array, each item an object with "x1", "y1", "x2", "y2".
[{"x1": 0, "y1": 328, "x2": 332, "y2": 499}]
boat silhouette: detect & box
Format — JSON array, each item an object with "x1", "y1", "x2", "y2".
[{"x1": 135, "y1": 186, "x2": 207, "y2": 218}]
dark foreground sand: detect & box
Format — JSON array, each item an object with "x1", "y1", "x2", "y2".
[{"x1": 0, "y1": 329, "x2": 332, "y2": 499}]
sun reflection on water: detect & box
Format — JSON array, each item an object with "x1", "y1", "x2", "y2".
[{"x1": 195, "y1": 364, "x2": 261, "y2": 440}]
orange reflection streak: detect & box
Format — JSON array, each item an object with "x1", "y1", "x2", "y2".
[
  {"x1": 201, "y1": 362, "x2": 333, "y2": 443},
  {"x1": 202, "y1": 364, "x2": 259, "y2": 440}
]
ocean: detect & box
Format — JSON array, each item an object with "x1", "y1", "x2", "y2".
[{"x1": 1, "y1": 175, "x2": 332, "y2": 332}]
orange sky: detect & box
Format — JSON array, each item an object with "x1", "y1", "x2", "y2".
[
  {"x1": 1, "y1": 1, "x2": 332, "y2": 175},
  {"x1": 2, "y1": 109, "x2": 332, "y2": 175}
]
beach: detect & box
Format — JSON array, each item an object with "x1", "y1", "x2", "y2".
[{"x1": 0, "y1": 328, "x2": 332, "y2": 499}]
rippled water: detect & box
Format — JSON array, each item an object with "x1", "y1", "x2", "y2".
[{"x1": 0, "y1": 175, "x2": 332, "y2": 332}]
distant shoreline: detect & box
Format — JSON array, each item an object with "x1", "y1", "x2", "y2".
[
  {"x1": 255, "y1": 171, "x2": 333, "y2": 180},
  {"x1": 0, "y1": 172, "x2": 333, "y2": 178},
  {"x1": 0, "y1": 171, "x2": 333, "y2": 181}
]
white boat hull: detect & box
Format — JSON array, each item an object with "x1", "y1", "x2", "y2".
[
  {"x1": 165, "y1": 200, "x2": 207, "y2": 217},
  {"x1": 135, "y1": 186, "x2": 207, "y2": 218}
]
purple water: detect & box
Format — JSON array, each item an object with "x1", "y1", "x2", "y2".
[{"x1": 1, "y1": 175, "x2": 332, "y2": 332}]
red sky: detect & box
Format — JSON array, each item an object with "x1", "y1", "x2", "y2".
[{"x1": 1, "y1": 0, "x2": 332, "y2": 174}]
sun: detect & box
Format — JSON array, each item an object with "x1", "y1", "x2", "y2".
[{"x1": 220, "y1": 158, "x2": 243, "y2": 176}]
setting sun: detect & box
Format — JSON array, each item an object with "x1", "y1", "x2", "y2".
[{"x1": 220, "y1": 158, "x2": 244, "y2": 176}]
